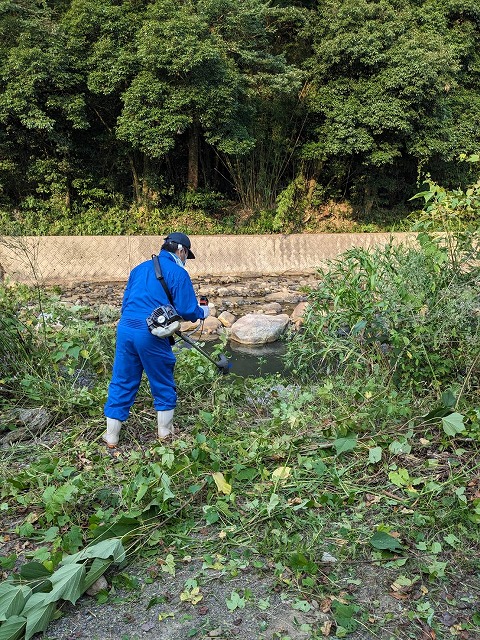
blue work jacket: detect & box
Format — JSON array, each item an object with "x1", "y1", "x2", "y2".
[{"x1": 120, "y1": 250, "x2": 204, "y2": 326}]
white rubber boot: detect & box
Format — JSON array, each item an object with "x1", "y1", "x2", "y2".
[
  {"x1": 102, "y1": 418, "x2": 122, "y2": 448},
  {"x1": 157, "y1": 409, "x2": 174, "y2": 439}
]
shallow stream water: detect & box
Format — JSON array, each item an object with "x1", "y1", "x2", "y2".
[{"x1": 184, "y1": 338, "x2": 287, "y2": 377}]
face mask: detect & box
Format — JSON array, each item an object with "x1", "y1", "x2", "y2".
[{"x1": 171, "y1": 252, "x2": 186, "y2": 268}]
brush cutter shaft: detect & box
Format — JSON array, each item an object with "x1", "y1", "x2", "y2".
[{"x1": 176, "y1": 332, "x2": 230, "y2": 373}]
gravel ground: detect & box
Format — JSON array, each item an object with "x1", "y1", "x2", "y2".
[
  {"x1": 44, "y1": 557, "x2": 332, "y2": 640},
  {"x1": 42, "y1": 554, "x2": 480, "y2": 640}
]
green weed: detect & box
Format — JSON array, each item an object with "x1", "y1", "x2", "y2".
[{"x1": 1, "y1": 224, "x2": 480, "y2": 637}]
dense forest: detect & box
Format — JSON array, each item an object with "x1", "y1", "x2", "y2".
[{"x1": 1, "y1": 0, "x2": 479, "y2": 233}]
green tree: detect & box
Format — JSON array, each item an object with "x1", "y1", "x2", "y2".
[
  {"x1": 59, "y1": 0, "x2": 146, "y2": 209},
  {"x1": 302, "y1": 0, "x2": 480, "y2": 212},
  {"x1": 115, "y1": 0, "x2": 302, "y2": 201},
  {"x1": 0, "y1": 0, "x2": 88, "y2": 213}
]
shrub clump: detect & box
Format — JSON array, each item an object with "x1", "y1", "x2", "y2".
[{"x1": 286, "y1": 233, "x2": 480, "y2": 396}]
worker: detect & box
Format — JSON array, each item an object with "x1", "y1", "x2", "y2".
[{"x1": 103, "y1": 232, "x2": 209, "y2": 447}]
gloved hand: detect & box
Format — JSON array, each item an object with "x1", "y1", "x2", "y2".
[
  {"x1": 200, "y1": 305, "x2": 210, "y2": 319},
  {"x1": 151, "y1": 320, "x2": 180, "y2": 337}
]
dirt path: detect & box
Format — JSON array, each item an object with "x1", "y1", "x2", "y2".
[
  {"x1": 46, "y1": 556, "x2": 331, "y2": 640},
  {"x1": 44, "y1": 553, "x2": 478, "y2": 640}
]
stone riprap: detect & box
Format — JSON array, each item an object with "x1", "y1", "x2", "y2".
[
  {"x1": 56, "y1": 273, "x2": 316, "y2": 344},
  {"x1": 0, "y1": 233, "x2": 417, "y2": 283}
]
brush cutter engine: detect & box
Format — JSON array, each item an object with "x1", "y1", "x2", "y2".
[{"x1": 146, "y1": 304, "x2": 181, "y2": 338}]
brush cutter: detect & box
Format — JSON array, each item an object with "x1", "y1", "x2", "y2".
[{"x1": 175, "y1": 331, "x2": 231, "y2": 375}]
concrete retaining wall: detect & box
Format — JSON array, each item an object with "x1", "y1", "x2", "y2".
[{"x1": 0, "y1": 233, "x2": 416, "y2": 284}]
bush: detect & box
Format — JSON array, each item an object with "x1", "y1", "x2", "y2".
[
  {"x1": 0, "y1": 284, "x2": 114, "y2": 413},
  {"x1": 0, "y1": 202, "x2": 226, "y2": 236},
  {"x1": 285, "y1": 235, "x2": 480, "y2": 395},
  {"x1": 0, "y1": 285, "x2": 37, "y2": 402}
]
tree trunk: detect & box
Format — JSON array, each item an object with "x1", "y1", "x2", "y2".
[
  {"x1": 187, "y1": 121, "x2": 200, "y2": 191},
  {"x1": 364, "y1": 184, "x2": 376, "y2": 215},
  {"x1": 129, "y1": 155, "x2": 142, "y2": 204},
  {"x1": 142, "y1": 154, "x2": 150, "y2": 204},
  {"x1": 64, "y1": 183, "x2": 71, "y2": 212}
]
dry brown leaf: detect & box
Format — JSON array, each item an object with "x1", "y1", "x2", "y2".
[
  {"x1": 25, "y1": 512, "x2": 39, "y2": 523},
  {"x1": 320, "y1": 597, "x2": 332, "y2": 613},
  {"x1": 321, "y1": 619, "x2": 332, "y2": 636}
]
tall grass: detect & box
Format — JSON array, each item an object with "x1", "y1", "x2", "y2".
[{"x1": 286, "y1": 233, "x2": 480, "y2": 401}]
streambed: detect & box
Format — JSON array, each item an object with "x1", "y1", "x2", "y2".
[
  {"x1": 56, "y1": 273, "x2": 312, "y2": 378},
  {"x1": 187, "y1": 338, "x2": 288, "y2": 377}
]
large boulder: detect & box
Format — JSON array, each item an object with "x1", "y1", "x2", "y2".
[
  {"x1": 217, "y1": 310, "x2": 237, "y2": 327},
  {"x1": 202, "y1": 316, "x2": 223, "y2": 335},
  {"x1": 230, "y1": 313, "x2": 290, "y2": 345},
  {"x1": 290, "y1": 301, "x2": 309, "y2": 330}
]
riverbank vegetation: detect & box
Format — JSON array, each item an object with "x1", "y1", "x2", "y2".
[
  {"x1": 1, "y1": 179, "x2": 479, "y2": 637},
  {"x1": 1, "y1": 0, "x2": 480, "y2": 235}
]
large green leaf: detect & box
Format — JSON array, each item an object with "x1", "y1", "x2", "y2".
[
  {"x1": 368, "y1": 446, "x2": 382, "y2": 464},
  {"x1": 333, "y1": 436, "x2": 357, "y2": 455},
  {"x1": 22, "y1": 594, "x2": 56, "y2": 640},
  {"x1": 441, "y1": 390, "x2": 456, "y2": 408},
  {"x1": 43, "y1": 564, "x2": 85, "y2": 605},
  {"x1": 0, "y1": 585, "x2": 31, "y2": 622},
  {"x1": 61, "y1": 538, "x2": 125, "y2": 566},
  {"x1": 369, "y1": 531, "x2": 404, "y2": 552},
  {"x1": 442, "y1": 412, "x2": 466, "y2": 436},
  {"x1": 91, "y1": 516, "x2": 140, "y2": 543},
  {"x1": 19, "y1": 562, "x2": 52, "y2": 581},
  {"x1": 289, "y1": 552, "x2": 318, "y2": 575},
  {"x1": 0, "y1": 615, "x2": 26, "y2": 640},
  {"x1": 83, "y1": 558, "x2": 112, "y2": 592}
]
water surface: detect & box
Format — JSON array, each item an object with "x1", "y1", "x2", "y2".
[{"x1": 191, "y1": 339, "x2": 287, "y2": 377}]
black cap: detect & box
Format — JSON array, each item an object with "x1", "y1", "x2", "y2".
[{"x1": 164, "y1": 232, "x2": 195, "y2": 259}]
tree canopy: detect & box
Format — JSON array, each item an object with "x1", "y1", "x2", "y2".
[{"x1": 0, "y1": 0, "x2": 479, "y2": 228}]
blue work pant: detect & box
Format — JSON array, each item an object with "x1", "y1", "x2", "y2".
[{"x1": 104, "y1": 321, "x2": 176, "y2": 421}]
